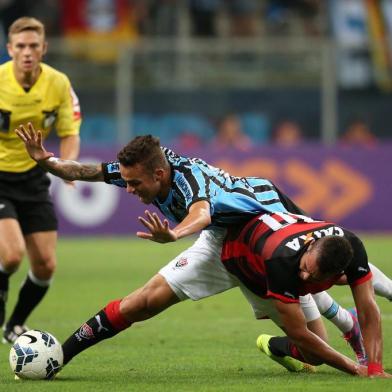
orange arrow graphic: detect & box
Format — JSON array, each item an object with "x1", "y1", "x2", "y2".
[
  {"x1": 213, "y1": 157, "x2": 373, "y2": 221},
  {"x1": 323, "y1": 159, "x2": 373, "y2": 220},
  {"x1": 283, "y1": 160, "x2": 330, "y2": 215}
]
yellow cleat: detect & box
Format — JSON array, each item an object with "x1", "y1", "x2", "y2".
[{"x1": 256, "y1": 334, "x2": 316, "y2": 373}]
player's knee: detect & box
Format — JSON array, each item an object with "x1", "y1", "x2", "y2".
[
  {"x1": 31, "y1": 257, "x2": 56, "y2": 280},
  {"x1": 1, "y1": 248, "x2": 24, "y2": 272}
]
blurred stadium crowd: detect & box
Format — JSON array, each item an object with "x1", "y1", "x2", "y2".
[{"x1": 1, "y1": 0, "x2": 392, "y2": 147}]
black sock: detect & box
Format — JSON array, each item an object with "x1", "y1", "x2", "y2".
[
  {"x1": 0, "y1": 270, "x2": 10, "y2": 326},
  {"x1": 6, "y1": 274, "x2": 49, "y2": 328},
  {"x1": 0, "y1": 269, "x2": 10, "y2": 292},
  {"x1": 62, "y1": 309, "x2": 121, "y2": 365},
  {"x1": 268, "y1": 336, "x2": 292, "y2": 357}
]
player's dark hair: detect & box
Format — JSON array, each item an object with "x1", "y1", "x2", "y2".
[
  {"x1": 117, "y1": 135, "x2": 168, "y2": 174},
  {"x1": 314, "y1": 236, "x2": 353, "y2": 277}
]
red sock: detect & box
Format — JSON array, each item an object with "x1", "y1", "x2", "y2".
[
  {"x1": 289, "y1": 342, "x2": 305, "y2": 362},
  {"x1": 105, "y1": 299, "x2": 132, "y2": 331}
]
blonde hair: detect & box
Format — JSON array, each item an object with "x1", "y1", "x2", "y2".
[{"x1": 8, "y1": 17, "x2": 45, "y2": 41}]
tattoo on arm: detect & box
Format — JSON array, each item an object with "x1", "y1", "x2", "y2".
[{"x1": 39, "y1": 158, "x2": 104, "y2": 182}]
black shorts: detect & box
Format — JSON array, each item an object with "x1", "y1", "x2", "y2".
[{"x1": 0, "y1": 166, "x2": 58, "y2": 235}]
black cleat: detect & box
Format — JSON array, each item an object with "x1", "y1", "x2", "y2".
[{"x1": 2, "y1": 324, "x2": 29, "y2": 344}]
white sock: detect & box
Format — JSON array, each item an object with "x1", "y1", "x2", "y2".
[
  {"x1": 27, "y1": 270, "x2": 52, "y2": 288},
  {"x1": 369, "y1": 262, "x2": 392, "y2": 300},
  {"x1": 312, "y1": 291, "x2": 353, "y2": 333}
]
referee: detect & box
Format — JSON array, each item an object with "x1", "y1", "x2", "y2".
[{"x1": 0, "y1": 17, "x2": 81, "y2": 343}]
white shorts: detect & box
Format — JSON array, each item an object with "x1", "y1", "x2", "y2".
[{"x1": 159, "y1": 227, "x2": 321, "y2": 325}]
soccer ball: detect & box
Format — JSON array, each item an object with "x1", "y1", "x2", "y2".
[{"x1": 9, "y1": 330, "x2": 63, "y2": 380}]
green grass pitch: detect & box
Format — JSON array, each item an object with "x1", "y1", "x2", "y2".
[{"x1": 0, "y1": 235, "x2": 391, "y2": 391}]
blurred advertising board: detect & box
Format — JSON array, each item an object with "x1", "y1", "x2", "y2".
[{"x1": 50, "y1": 144, "x2": 392, "y2": 235}]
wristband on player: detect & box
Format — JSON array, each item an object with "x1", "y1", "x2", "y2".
[{"x1": 367, "y1": 362, "x2": 383, "y2": 376}]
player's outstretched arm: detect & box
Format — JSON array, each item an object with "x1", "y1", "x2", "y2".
[
  {"x1": 16, "y1": 123, "x2": 104, "y2": 182},
  {"x1": 274, "y1": 300, "x2": 367, "y2": 376},
  {"x1": 137, "y1": 201, "x2": 211, "y2": 243},
  {"x1": 351, "y1": 280, "x2": 392, "y2": 378}
]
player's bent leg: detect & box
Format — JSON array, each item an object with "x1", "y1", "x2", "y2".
[
  {"x1": 312, "y1": 292, "x2": 353, "y2": 333},
  {"x1": 26, "y1": 231, "x2": 57, "y2": 280},
  {"x1": 256, "y1": 335, "x2": 317, "y2": 373},
  {"x1": 61, "y1": 274, "x2": 181, "y2": 366},
  {"x1": 311, "y1": 292, "x2": 367, "y2": 365},
  {"x1": 240, "y1": 290, "x2": 319, "y2": 373},
  {"x1": 63, "y1": 228, "x2": 231, "y2": 366},
  {"x1": 306, "y1": 317, "x2": 328, "y2": 343},
  {"x1": 300, "y1": 294, "x2": 327, "y2": 342},
  {"x1": 0, "y1": 218, "x2": 25, "y2": 272},
  {"x1": 0, "y1": 218, "x2": 25, "y2": 329},
  {"x1": 255, "y1": 295, "x2": 321, "y2": 372},
  {"x1": 120, "y1": 274, "x2": 181, "y2": 322},
  {"x1": 3, "y1": 231, "x2": 57, "y2": 343},
  {"x1": 369, "y1": 262, "x2": 392, "y2": 301}
]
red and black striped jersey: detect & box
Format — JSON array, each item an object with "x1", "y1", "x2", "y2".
[{"x1": 221, "y1": 212, "x2": 372, "y2": 303}]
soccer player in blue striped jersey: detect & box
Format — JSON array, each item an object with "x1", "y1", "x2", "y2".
[
  {"x1": 16, "y1": 123, "x2": 391, "y2": 372},
  {"x1": 104, "y1": 147, "x2": 295, "y2": 226}
]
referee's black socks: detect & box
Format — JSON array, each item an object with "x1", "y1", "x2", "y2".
[
  {"x1": 6, "y1": 271, "x2": 50, "y2": 329},
  {"x1": 0, "y1": 269, "x2": 10, "y2": 326}
]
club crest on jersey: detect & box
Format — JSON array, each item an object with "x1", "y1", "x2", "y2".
[
  {"x1": 75, "y1": 323, "x2": 94, "y2": 341},
  {"x1": 174, "y1": 257, "x2": 188, "y2": 269},
  {"x1": 285, "y1": 226, "x2": 345, "y2": 251}
]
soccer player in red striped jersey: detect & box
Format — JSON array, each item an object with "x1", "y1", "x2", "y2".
[{"x1": 221, "y1": 211, "x2": 390, "y2": 378}]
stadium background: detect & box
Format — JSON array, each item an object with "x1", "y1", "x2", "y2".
[
  {"x1": 2, "y1": 0, "x2": 392, "y2": 235},
  {"x1": 1, "y1": 1, "x2": 392, "y2": 389}
]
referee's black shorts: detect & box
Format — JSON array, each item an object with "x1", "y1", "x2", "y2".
[{"x1": 0, "y1": 165, "x2": 58, "y2": 235}]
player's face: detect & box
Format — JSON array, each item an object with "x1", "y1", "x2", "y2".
[
  {"x1": 120, "y1": 163, "x2": 164, "y2": 204},
  {"x1": 298, "y1": 247, "x2": 324, "y2": 283},
  {"x1": 7, "y1": 31, "x2": 47, "y2": 74}
]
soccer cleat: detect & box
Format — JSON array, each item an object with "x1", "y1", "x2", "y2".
[
  {"x1": 2, "y1": 324, "x2": 29, "y2": 344},
  {"x1": 256, "y1": 334, "x2": 316, "y2": 373},
  {"x1": 343, "y1": 308, "x2": 368, "y2": 366}
]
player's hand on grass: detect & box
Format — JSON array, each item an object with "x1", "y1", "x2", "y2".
[
  {"x1": 137, "y1": 210, "x2": 177, "y2": 243},
  {"x1": 15, "y1": 122, "x2": 54, "y2": 162}
]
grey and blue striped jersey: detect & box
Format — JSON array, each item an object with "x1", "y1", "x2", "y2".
[{"x1": 102, "y1": 147, "x2": 304, "y2": 226}]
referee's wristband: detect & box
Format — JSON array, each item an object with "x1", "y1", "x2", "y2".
[{"x1": 368, "y1": 362, "x2": 383, "y2": 376}]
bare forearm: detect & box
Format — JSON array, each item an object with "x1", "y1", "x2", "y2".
[
  {"x1": 359, "y1": 300, "x2": 383, "y2": 365},
  {"x1": 173, "y1": 210, "x2": 211, "y2": 239},
  {"x1": 38, "y1": 157, "x2": 104, "y2": 182},
  {"x1": 59, "y1": 135, "x2": 80, "y2": 160},
  {"x1": 352, "y1": 281, "x2": 384, "y2": 369}
]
